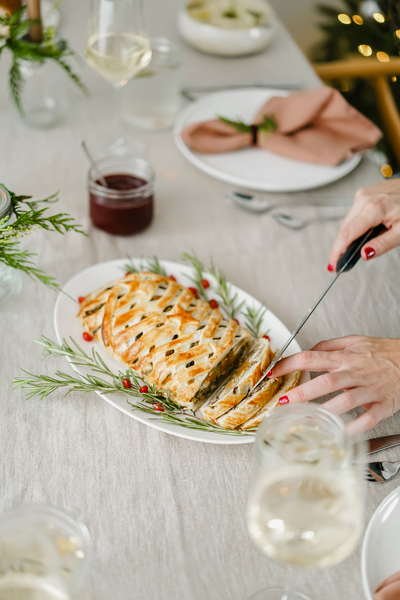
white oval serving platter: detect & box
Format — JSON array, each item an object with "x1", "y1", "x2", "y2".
[{"x1": 54, "y1": 259, "x2": 308, "y2": 444}]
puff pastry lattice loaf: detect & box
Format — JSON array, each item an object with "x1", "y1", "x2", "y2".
[{"x1": 78, "y1": 272, "x2": 252, "y2": 408}]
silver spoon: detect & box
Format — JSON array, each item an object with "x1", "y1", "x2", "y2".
[
  {"x1": 81, "y1": 141, "x2": 108, "y2": 188},
  {"x1": 226, "y1": 191, "x2": 352, "y2": 214},
  {"x1": 273, "y1": 212, "x2": 346, "y2": 230}
]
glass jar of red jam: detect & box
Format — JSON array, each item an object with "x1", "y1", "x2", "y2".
[{"x1": 88, "y1": 156, "x2": 155, "y2": 236}]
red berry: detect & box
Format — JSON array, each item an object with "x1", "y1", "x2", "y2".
[
  {"x1": 83, "y1": 332, "x2": 93, "y2": 342},
  {"x1": 169, "y1": 275, "x2": 176, "y2": 281},
  {"x1": 201, "y1": 279, "x2": 210, "y2": 289},
  {"x1": 152, "y1": 403, "x2": 164, "y2": 412},
  {"x1": 263, "y1": 335, "x2": 270, "y2": 341},
  {"x1": 210, "y1": 299, "x2": 219, "y2": 309},
  {"x1": 189, "y1": 287, "x2": 199, "y2": 298},
  {"x1": 233, "y1": 318, "x2": 239, "y2": 324},
  {"x1": 125, "y1": 271, "x2": 131, "y2": 277},
  {"x1": 78, "y1": 296, "x2": 85, "y2": 304},
  {"x1": 140, "y1": 385, "x2": 149, "y2": 394},
  {"x1": 122, "y1": 378, "x2": 132, "y2": 389}
]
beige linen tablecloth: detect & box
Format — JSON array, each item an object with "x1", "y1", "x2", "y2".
[{"x1": 1, "y1": 1, "x2": 400, "y2": 598}]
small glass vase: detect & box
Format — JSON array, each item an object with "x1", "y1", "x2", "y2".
[
  {"x1": 0, "y1": 263, "x2": 22, "y2": 308},
  {"x1": 18, "y1": 58, "x2": 70, "y2": 129}
]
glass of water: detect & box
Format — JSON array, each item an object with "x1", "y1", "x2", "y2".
[
  {"x1": 0, "y1": 505, "x2": 92, "y2": 600},
  {"x1": 122, "y1": 37, "x2": 182, "y2": 131},
  {"x1": 246, "y1": 404, "x2": 365, "y2": 600}
]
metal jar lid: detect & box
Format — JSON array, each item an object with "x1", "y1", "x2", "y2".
[{"x1": 0, "y1": 185, "x2": 12, "y2": 228}]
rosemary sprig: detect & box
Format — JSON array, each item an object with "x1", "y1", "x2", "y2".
[
  {"x1": 206, "y1": 258, "x2": 245, "y2": 319},
  {"x1": 0, "y1": 188, "x2": 85, "y2": 290},
  {"x1": 181, "y1": 251, "x2": 209, "y2": 301},
  {"x1": 14, "y1": 336, "x2": 252, "y2": 437},
  {"x1": 124, "y1": 256, "x2": 167, "y2": 277},
  {"x1": 0, "y1": 6, "x2": 88, "y2": 115},
  {"x1": 241, "y1": 303, "x2": 268, "y2": 338},
  {"x1": 218, "y1": 115, "x2": 278, "y2": 135}
]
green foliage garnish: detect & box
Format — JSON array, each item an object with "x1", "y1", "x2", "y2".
[
  {"x1": 14, "y1": 336, "x2": 252, "y2": 437},
  {"x1": 218, "y1": 115, "x2": 277, "y2": 135},
  {"x1": 241, "y1": 304, "x2": 268, "y2": 338},
  {"x1": 124, "y1": 256, "x2": 167, "y2": 277},
  {"x1": 0, "y1": 6, "x2": 88, "y2": 114},
  {"x1": 0, "y1": 187, "x2": 85, "y2": 290}
]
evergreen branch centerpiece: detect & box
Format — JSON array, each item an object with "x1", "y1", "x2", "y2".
[
  {"x1": 0, "y1": 185, "x2": 85, "y2": 290},
  {"x1": 15, "y1": 254, "x2": 270, "y2": 436},
  {"x1": 0, "y1": 2, "x2": 88, "y2": 114}
]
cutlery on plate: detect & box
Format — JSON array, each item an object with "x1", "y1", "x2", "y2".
[
  {"x1": 365, "y1": 460, "x2": 400, "y2": 482},
  {"x1": 181, "y1": 83, "x2": 303, "y2": 101},
  {"x1": 367, "y1": 434, "x2": 400, "y2": 455},
  {"x1": 273, "y1": 212, "x2": 347, "y2": 230},
  {"x1": 249, "y1": 224, "x2": 387, "y2": 393},
  {"x1": 226, "y1": 191, "x2": 353, "y2": 214}
]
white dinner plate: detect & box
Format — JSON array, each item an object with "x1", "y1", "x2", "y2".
[
  {"x1": 54, "y1": 259, "x2": 308, "y2": 444},
  {"x1": 361, "y1": 485, "x2": 400, "y2": 599},
  {"x1": 174, "y1": 89, "x2": 361, "y2": 192}
]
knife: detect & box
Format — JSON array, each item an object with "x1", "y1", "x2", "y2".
[
  {"x1": 367, "y1": 434, "x2": 400, "y2": 455},
  {"x1": 249, "y1": 223, "x2": 387, "y2": 393}
]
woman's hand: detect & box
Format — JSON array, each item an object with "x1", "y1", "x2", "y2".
[
  {"x1": 270, "y1": 335, "x2": 400, "y2": 435},
  {"x1": 329, "y1": 179, "x2": 400, "y2": 271}
]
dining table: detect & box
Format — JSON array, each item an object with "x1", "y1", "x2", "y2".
[{"x1": 1, "y1": 0, "x2": 400, "y2": 599}]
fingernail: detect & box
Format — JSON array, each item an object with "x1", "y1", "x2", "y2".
[
  {"x1": 279, "y1": 396, "x2": 289, "y2": 405},
  {"x1": 365, "y1": 247, "x2": 376, "y2": 260},
  {"x1": 266, "y1": 369, "x2": 274, "y2": 377},
  {"x1": 327, "y1": 264, "x2": 334, "y2": 272}
]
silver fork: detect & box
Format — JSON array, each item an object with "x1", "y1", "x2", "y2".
[{"x1": 365, "y1": 460, "x2": 400, "y2": 482}]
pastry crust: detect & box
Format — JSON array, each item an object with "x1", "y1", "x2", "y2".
[
  {"x1": 202, "y1": 338, "x2": 272, "y2": 422},
  {"x1": 78, "y1": 272, "x2": 252, "y2": 408},
  {"x1": 216, "y1": 375, "x2": 282, "y2": 429},
  {"x1": 241, "y1": 371, "x2": 301, "y2": 430}
]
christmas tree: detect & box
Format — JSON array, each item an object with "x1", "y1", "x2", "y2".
[{"x1": 312, "y1": 0, "x2": 400, "y2": 168}]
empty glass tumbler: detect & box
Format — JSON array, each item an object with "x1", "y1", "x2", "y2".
[{"x1": 122, "y1": 37, "x2": 182, "y2": 131}]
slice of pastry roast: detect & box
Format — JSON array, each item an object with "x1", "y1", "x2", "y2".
[
  {"x1": 78, "y1": 271, "x2": 252, "y2": 409},
  {"x1": 202, "y1": 338, "x2": 272, "y2": 422},
  {"x1": 240, "y1": 371, "x2": 301, "y2": 430}
]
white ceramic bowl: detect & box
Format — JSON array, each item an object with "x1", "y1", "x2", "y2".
[{"x1": 178, "y1": 5, "x2": 276, "y2": 56}]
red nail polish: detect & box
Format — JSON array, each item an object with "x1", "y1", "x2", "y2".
[
  {"x1": 267, "y1": 369, "x2": 273, "y2": 377},
  {"x1": 365, "y1": 247, "x2": 376, "y2": 260},
  {"x1": 327, "y1": 264, "x2": 334, "y2": 272},
  {"x1": 279, "y1": 396, "x2": 289, "y2": 405}
]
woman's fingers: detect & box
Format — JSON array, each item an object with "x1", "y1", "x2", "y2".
[
  {"x1": 277, "y1": 371, "x2": 357, "y2": 404},
  {"x1": 271, "y1": 350, "x2": 342, "y2": 378},
  {"x1": 328, "y1": 201, "x2": 384, "y2": 269},
  {"x1": 322, "y1": 387, "x2": 370, "y2": 414},
  {"x1": 310, "y1": 336, "x2": 361, "y2": 353},
  {"x1": 346, "y1": 402, "x2": 387, "y2": 436},
  {"x1": 361, "y1": 224, "x2": 400, "y2": 260}
]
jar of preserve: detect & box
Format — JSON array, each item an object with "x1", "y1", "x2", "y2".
[{"x1": 88, "y1": 156, "x2": 155, "y2": 236}]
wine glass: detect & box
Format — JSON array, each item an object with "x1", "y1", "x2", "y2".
[
  {"x1": 86, "y1": 0, "x2": 152, "y2": 157},
  {"x1": 246, "y1": 404, "x2": 366, "y2": 600}
]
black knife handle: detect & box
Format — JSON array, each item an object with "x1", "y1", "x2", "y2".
[{"x1": 336, "y1": 224, "x2": 387, "y2": 272}]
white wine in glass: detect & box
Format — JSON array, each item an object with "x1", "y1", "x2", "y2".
[
  {"x1": 86, "y1": 0, "x2": 152, "y2": 156},
  {"x1": 246, "y1": 404, "x2": 365, "y2": 600}
]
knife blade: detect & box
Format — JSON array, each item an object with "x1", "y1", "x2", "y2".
[
  {"x1": 249, "y1": 223, "x2": 387, "y2": 394},
  {"x1": 367, "y1": 434, "x2": 400, "y2": 455}
]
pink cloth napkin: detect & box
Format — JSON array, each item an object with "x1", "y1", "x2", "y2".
[
  {"x1": 375, "y1": 571, "x2": 400, "y2": 600},
  {"x1": 181, "y1": 87, "x2": 382, "y2": 166}
]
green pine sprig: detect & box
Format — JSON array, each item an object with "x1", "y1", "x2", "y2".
[
  {"x1": 180, "y1": 251, "x2": 209, "y2": 302},
  {"x1": 13, "y1": 336, "x2": 252, "y2": 437},
  {"x1": 0, "y1": 187, "x2": 86, "y2": 290},
  {"x1": 0, "y1": 6, "x2": 88, "y2": 115}
]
